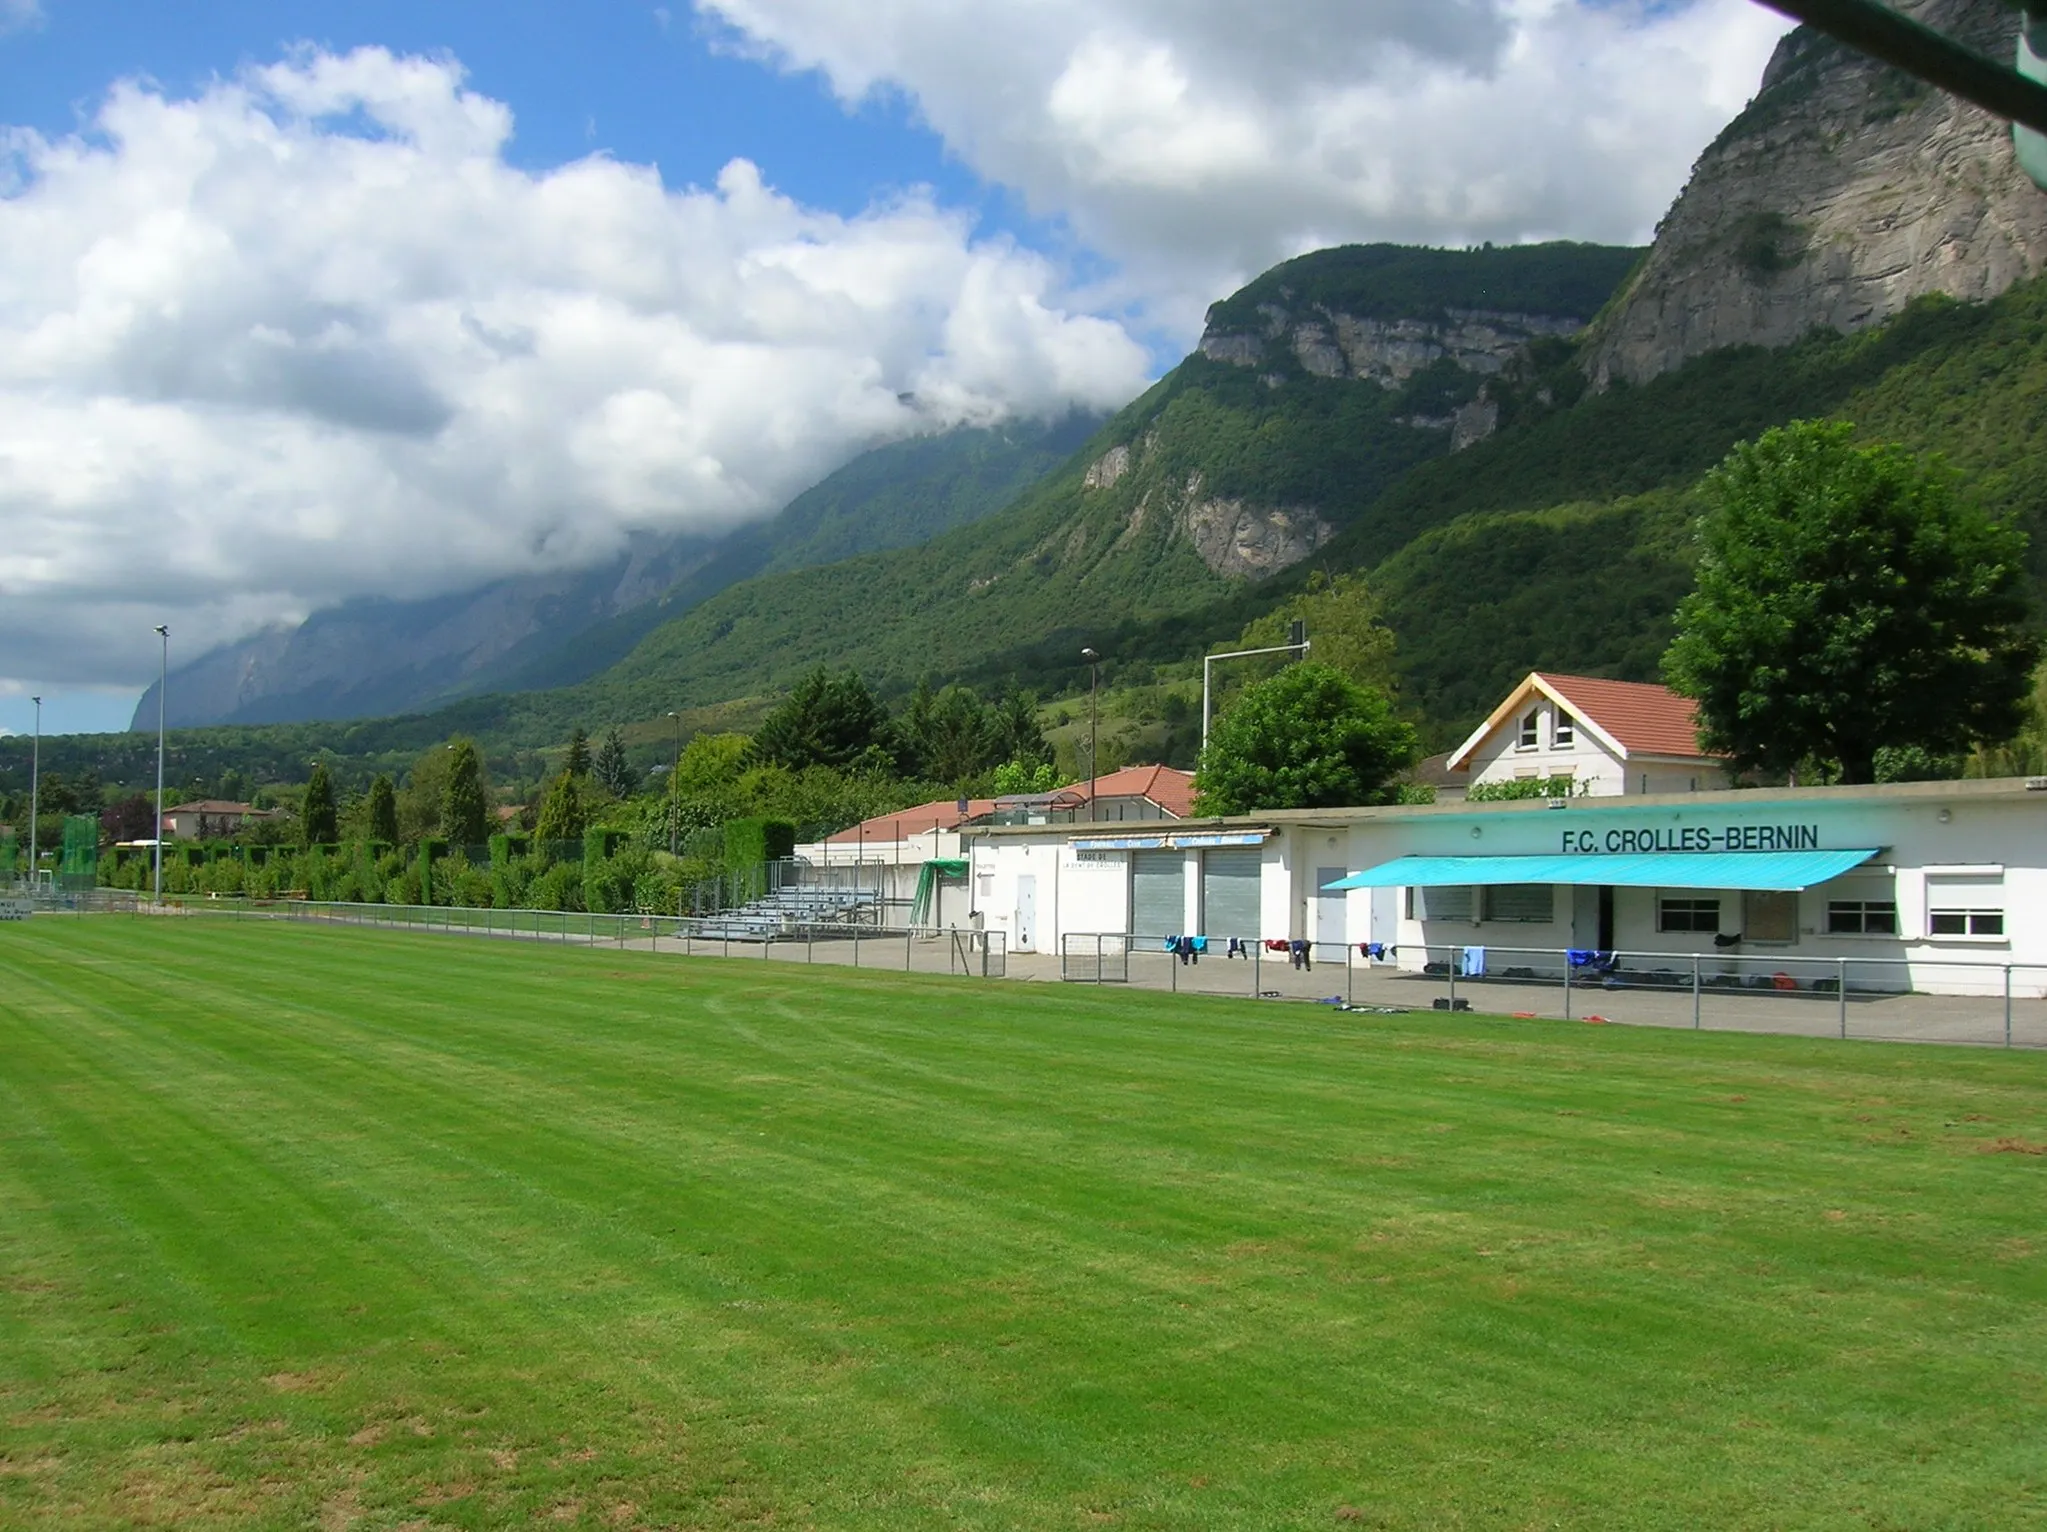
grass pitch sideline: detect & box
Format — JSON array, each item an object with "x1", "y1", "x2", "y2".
[{"x1": 2, "y1": 919, "x2": 2044, "y2": 1530}]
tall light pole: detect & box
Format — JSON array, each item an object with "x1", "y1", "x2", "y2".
[
  {"x1": 1080, "y1": 648, "x2": 1100, "y2": 824},
  {"x1": 153, "y1": 625, "x2": 168, "y2": 905},
  {"x1": 665, "y1": 711, "x2": 682, "y2": 856},
  {"x1": 27, "y1": 695, "x2": 40, "y2": 890}
]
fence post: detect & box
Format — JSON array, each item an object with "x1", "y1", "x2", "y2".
[
  {"x1": 1838, "y1": 957, "x2": 1848, "y2": 1041},
  {"x1": 1253, "y1": 940, "x2": 1261, "y2": 999},
  {"x1": 2005, "y1": 964, "x2": 2014, "y2": 1049},
  {"x1": 906, "y1": 929, "x2": 912, "y2": 973},
  {"x1": 1692, "y1": 955, "x2": 1701, "y2": 1030},
  {"x1": 1563, "y1": 950, "x2": 1571, "y2": 1022},
  {"x1": 1346, "y1": 942, "x2": 1354, "y2": 1008},
  {"x1": 1447, "y1": 946, "x2": 1457, "y2": 1013}
]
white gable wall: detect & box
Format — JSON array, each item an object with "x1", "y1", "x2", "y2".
[{"x1": 1462, "y1": 697, "x2": 1629, "y2": 794}]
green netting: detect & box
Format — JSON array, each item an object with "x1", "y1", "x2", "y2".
[
  {"x1": 59, "y1": 815, "x2": 98, "y2": 891},
  {"x1": 910, "y1": 858, "x2": 970, "y2": 927}
]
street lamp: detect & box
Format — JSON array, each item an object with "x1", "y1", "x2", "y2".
[
  {"x1": 27, "y1": 695, "x2": 40, "y2": 892},
  {"x1": 665, "y1": 711, "x2": 682, "y2": 856},
  {"x1": 1080, "y1": 648, "x2": 1100, "y2": 824},
  {"x1": 153, "y1": 625, "x2": 167, "y2": 905},
  {"x1": 1201, "y1": 622, "x2": 1309, "y2": 752}
]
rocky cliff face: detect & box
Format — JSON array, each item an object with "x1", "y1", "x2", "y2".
[
  {"x1": 1584, "y1": 0, "x2": 2047, "y2": 388},
  {"x1": 1199, "y1": 305, "x2": 1581, "y2": 393}
]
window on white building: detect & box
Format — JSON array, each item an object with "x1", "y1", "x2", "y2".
[
  {"x1": 1826, "y1": 900, "x2": 1898, "y2": 935},
  {"x1": 1411, "y1": 885, "x2": 1475, "y2": 922},
  {"x1": 1926, "y1": 873, "x2": 2005, "y2": 939},
  {"x1": 1658, "y1": 897, "x2": 1720, "y2": 933},
  {"x1": 1517, "y1": 709, "x2": 1540, "y2": 750},
  {"x1": 1930, "y1": 908, "x2": 2004, "y2": 937},
  {"x1": 1482, "y1": 885, "x2": 1554, "y2": 923},
  {"x1": 1743, "y1": 890, "x2": 1798, "y2": 944},
  {"x1": 1554, "y1": 712, "x2": 1575, "y2": 748}
]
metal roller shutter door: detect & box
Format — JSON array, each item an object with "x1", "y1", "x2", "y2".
[
  {"x1": 1202, "y1": 847, "x2": 1263, "y2": 940},
  {"x1": 1130, "y1": 851, "x2": 1184, "y2": 937}
]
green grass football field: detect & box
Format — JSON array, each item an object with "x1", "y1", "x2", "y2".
[{"x1": 2, "y1": 918, "x2": 2044, "y2": 1530}]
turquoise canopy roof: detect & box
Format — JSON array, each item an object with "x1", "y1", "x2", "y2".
[{"x1": 1322, "y1": 849, "x2": 1881, "y2": 893}]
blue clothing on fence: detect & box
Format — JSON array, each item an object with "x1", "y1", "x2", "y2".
[{"x1": 1460, "y1": 946, "x2": 1486, "y2": 978}]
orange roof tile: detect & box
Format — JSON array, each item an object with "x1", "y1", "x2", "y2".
[
  {"x1": 826, "y1": 797, "x2": 995, "y2": 844},
  {"x1": 1072, "y1": 764, "x2": 1196, "y2": 818},
  {"x1": 1533, "y1": 673, "x2": 1712, "y2": 758}
]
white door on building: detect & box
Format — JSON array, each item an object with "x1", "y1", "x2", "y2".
[
  {"x1": 1315, "y1": 867, "x2": 1348, "y2": 950},
  {"x1": 1015, "y1": 875, "x2": 1036, "y2": 952},
  {"x1": 1370, "y1": 887, "x2": 1397, "y2": 950}
]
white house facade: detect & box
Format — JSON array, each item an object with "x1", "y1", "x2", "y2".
[
  {"x1": 1446, "y1": 672, "x2": 1727, "y2": 797},
  {"x1": 968, "y1": 777, "x2": 2047, "y2": 997}
]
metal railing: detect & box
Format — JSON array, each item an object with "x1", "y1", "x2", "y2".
[
  {"x1": 37, "y1": 891, "x2": 1006, "y2": 981},
  {"x1": 1057, "y1": 933, "x2": 2047, "y2": 1048}
]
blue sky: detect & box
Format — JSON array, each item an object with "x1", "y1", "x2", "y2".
[{"x1": 0, "y1": 0, "x2": 1788, "y2": 737}]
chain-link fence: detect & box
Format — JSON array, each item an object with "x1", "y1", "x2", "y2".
[
  {"x1": 34, "y1": 891, "x2": 1006, "y2": 980},
  {"x1": 1054, "y1": 933, "x2": 2047, "y2": 1048}
]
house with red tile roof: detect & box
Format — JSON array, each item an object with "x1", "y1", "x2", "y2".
[
  {"x1": 1445, "y1": 672, "x2": 1728, "y2": 797},
  {"x1": 800, "y1": 765, "x2": 1197, "y2": 865}
]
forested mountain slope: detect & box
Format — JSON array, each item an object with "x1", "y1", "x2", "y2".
[
  {"x1": 562, "y1": 243, "x2": 1641, "y2": 712},
  {"x1": 135, "y1": 414, "x2": 1100, "y2": 730}
]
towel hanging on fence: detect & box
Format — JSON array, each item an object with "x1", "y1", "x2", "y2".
[{"x1": 1460, "y1": 946, "x2": 1486, "y2": 978}]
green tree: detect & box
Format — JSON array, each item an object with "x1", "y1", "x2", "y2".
[
  {"x1": 991, "y1": 758, "x2": 1058, "y2": 795},
  {"x1": 990, "y1": 688, "x2": 1053, "y2": 770},
  {"x1": 564, "y1": 727, "x2": 592, "y2": 779},
  {"x1": 1233, "y1": 570, "x2": 1398, "y2": 691},
  {"x1": 750, "y1": 667, "x2": 893, "y2": 772},
  {"x1": 300, "y1": 763, "x2": 338, "y2": 845},
  {"x1": 1194, "y1": 663, "x2": 1418, "y2": 814},
  {"x1": 441, "y1": 740, "x2": 490, "y2": 846},
  {"x1": 593, "y1": 728, "x2": 635, "y2": 799},
  {"x1": 535, "y1": 770, "x2": 588, "y2": 845},
  {"x1": 1663, "y1": 422, "x2": 2039, "y2": 785},
  {"x1": 671, "y1": 732, "x2": 751, "y2": 798},
  {"x1": 909, "y1": 684, "x2": 1002, "y2": 784},
  {"x1": 366, "y1": 773, "x2": 399, "y2": 845}
]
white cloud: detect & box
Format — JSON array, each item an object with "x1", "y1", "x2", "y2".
[
  {"x1": 695, "y1": 0, "x2": 1791, "y2": 329},
  {"x1": 0, "y1": 48, "x2": 1152, "y2": 690}
]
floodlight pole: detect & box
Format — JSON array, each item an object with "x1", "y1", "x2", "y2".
[
  {"x1": 665, "y1": 710, "x2": 681, "y2": 856},
  {"x1": 1200, "y1": 637, "x2": 1311, "y2": 751},
  {"x1": 1081, "y1": 648, "x2": 1100, "y2": 823},
  {"x1": 154, "y1": 625, "x2": 167, "y2": 905},
  {"x1": 28, "y1": 695, "x2": 40, "y2": 890}
]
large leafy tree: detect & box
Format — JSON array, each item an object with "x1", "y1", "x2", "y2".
[
  {"x1": 301, "y1": 763, "x2": 338, "y2": 845},
  {"x1": 1664, "y1": 422, "x2": 2039, "y2": 785},
  {"x1": 441, "y1": 741, "x2": 490, "y2": 845},
  {"x1": 750, "y1": 667, "x2": 893, "y2": 772},
  {"x1": 1194, "y1": 663, "x2": 1418, "y2": 814}
]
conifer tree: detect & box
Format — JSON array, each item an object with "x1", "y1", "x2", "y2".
[
  {"x1": 301, "y1": 763, "x2": 338, "y2": 846},
  {"x1": 564, "y1": 727, "x2": 592, "y2": 779},
  {"x1": 594, "y1": 727, "x2": 635, "y2": 798},
  {"x1": 441, "y1": 741, "x2": 491, "y2": 846},
  {"x1": 535, "y1": 770, "x2": 588, "y2": 845},
  {"x1": 366, "y1": 773, "x2": 399, "y2": 845}
]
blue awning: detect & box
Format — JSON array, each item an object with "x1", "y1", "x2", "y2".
[{"x1": 1323, "y1": 849, "x2": 1882, "y2": 893}]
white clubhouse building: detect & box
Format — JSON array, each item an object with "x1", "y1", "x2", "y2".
[{"x1": 967, "y1": 674, "x2": 2044, "y2": 996}]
